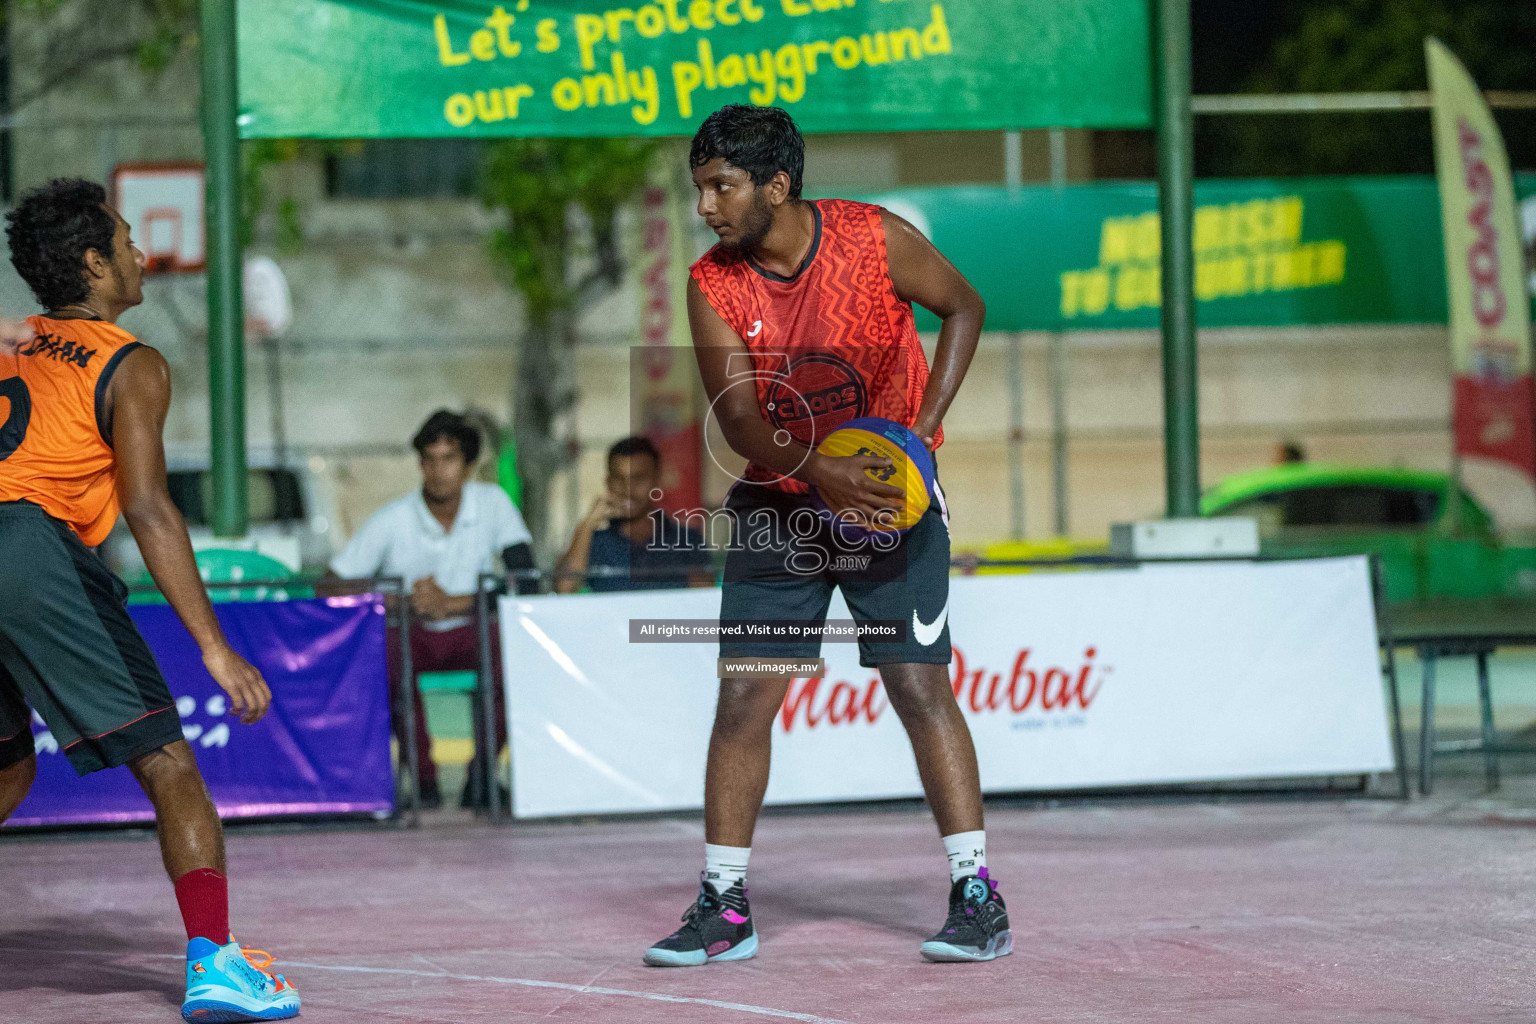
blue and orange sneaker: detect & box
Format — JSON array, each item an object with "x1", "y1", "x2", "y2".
[
  {"x1": 182, "y1": 936, "x2": 301, "y2": 1022},
  {"x1": 643, "y1": 877, "x2": 757, "y2": 967},
  {"x1": 920, "y1": 868, "x2": 1012, "y2": 963}
]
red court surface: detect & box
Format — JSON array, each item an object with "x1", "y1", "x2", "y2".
[{"x1": 5, "y1": 797, "x2": 1536, "y2": 1023}]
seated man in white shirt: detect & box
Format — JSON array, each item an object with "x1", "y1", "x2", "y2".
[{"x1": 328, "y1": 410, "x2": 532, "y2": 809}]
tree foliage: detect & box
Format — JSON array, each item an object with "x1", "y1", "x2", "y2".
[
  {"x1": 481, "y1": 138, "x2": 658, "y2": 324},
  {"x1": 1249, "y1": 0, "x2": 1534, "y2": 94},
  {"x1": 479, "y1": 137, "x2": 658, "y2": 555},
  {"x1": 1201, "y1": 0, "x2": 1536, "y2": 176},
  {"x1": 6, "y1": 0, "x2": 198, "y2": 111}
]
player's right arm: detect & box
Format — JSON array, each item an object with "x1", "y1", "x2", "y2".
[
  {"x1": 0, "y1": 317, "x2": 34, "y2": 355},
  {"x1": 554, "y1": 493, "x2": 618, "y2": 594},
  {"x1": 109, "y1": 347, "x2": 271, "y2": 724},
  {"x1": 687, "y1": 278, "x2": 902, "y2": 519}
]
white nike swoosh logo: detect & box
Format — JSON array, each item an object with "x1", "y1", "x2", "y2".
[
  {"x1": 912, "y1": 602, "x2": 949, "y2": 646},
  {"x1": 746, "y1": 320, "x2": 762, "y2": 337}
]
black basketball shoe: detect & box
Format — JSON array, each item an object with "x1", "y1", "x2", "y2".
[
  {"x1": 643, "y1": 877, "x2": 758, "y2": 967},
  {"x1": 920, "y1": 868, "x2": 1013, "y2": 962}
]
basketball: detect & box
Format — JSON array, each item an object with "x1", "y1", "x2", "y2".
[{"x1": 813, "y1": 416, "x2": 935, "y2": 536}]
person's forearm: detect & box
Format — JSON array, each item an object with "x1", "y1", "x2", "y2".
[
  {"x1": 719, "y1": 409, "x2": 825, "y2": 485},
  {"x1": 437, "y1": 593, "x2": 476, "y2": 617},
  {"x1": 555, "y1": 523, "x2": 597, "y2": 594},
  {"x1": 914, "y1": 306, "x2": 984, "y2": 437},
  {"x1": 124, "y1": 497, "x2": 229, "y2": 653}
]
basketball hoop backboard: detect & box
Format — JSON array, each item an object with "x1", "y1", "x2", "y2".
[{"x1": 112, "y1": 163, "x2": 205, "y2": 274}]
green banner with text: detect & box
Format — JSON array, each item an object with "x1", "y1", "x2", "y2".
[
  {"x1": 237, "y1": 0, "x2": 1152, "y2": 138},
  {"x1": 866, "y1": 175, "x2": 1536, "y2": 332}
]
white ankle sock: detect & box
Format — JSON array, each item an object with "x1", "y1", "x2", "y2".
[
  {"x1": 704, "y1": 843, "x2": 751, "y2": 896},
  {"x1": 942, "y1": 830, "x2": 986, "y2": 882}
]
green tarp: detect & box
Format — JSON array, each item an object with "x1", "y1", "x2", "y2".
[
  {"x1": 863, "y1": 174, "x2": 1536, "y2": 332},
  {"x1": 238, "y1": 0, "x2": 1151, "y2": 138}
]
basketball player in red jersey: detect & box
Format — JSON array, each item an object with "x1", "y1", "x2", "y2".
[
  {"x1": 644, "y1": 107, "x2": 1009, "y2": 966},
  {"x1": 0, "y1": 180, "x2": 299, "y2": 1021}
]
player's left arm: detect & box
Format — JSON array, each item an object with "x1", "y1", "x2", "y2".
[
  {"x1": 881, "y1": 209, "x2": 986, "y2": 449},
  {"x1": 110, "y1": 347, "x2": 272, "y2": 724}
]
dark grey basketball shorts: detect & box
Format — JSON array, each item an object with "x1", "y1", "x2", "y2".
[
  {"x1": 0, "y1": 501, "x2": 182, "y2": 776},
  {"x1": 718, "y1": 479, "x2": 952, "y2": 669}
]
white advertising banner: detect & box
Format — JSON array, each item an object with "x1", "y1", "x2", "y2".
[{"x1": 501, "y1": 557, "x2": 1393, "y2": 818}]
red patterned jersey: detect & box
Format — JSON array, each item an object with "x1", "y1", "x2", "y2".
[{"x1": 690, "y1": 198, "x2": 940, "y2": 494}]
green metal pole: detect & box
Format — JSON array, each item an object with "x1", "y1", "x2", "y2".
[
  {"x1": 201, "y1": 0, "x2": 246, "y2": 537},
  {"x1": 1155, "y1": 0, "x2": 1199, "y2": 518}
]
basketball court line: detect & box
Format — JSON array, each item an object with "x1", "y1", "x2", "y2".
[{"x1": 0, "y1": 946, "x2": 856, "y2": 1024}]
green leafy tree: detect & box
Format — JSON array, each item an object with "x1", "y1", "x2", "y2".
[
  {"x1": 480, "y1": 137, "x2": 659, "y2": 558},
  {"x1": 8, "y1": 0, "x2": 318, "y2": 249},
  {"x1": 5, "y1": 0, "x2": 197, "y2": 112},
  {"x1": 1202, "y1": 0, "x2": 1536, "y2": 175}
]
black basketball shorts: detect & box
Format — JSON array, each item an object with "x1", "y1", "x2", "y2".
[
  {"x1": 0, "y1": 501, "x2": 182, "y2": 776},
  {"x1": 717, "y1": 479, "x2": 952, "y2": 669}
]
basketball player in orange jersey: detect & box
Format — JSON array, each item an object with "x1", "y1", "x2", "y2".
[
  {"x1": 644, "y1": 107, "x2": 1009, "y2": 967},
  {"x1": 0, "y1": 180, "x2": 299, "y2": 1021}
]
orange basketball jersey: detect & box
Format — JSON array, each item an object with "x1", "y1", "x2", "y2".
[
  {"x1": 691, "y1": 199, "x2": 941, "y2": 494},
  {"x1": 0, "y1": 316, "x2": 144, "y2": 546}
]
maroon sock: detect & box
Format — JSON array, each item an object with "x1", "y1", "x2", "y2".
[{"x1": 173, "y1": 868, "x2": 230, "y2": 944}]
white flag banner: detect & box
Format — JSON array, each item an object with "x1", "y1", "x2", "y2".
[
  {"x1": 1427, "y1": 37, "x2": 1536, "y2": 485},
  {"x1": 501, "y1": 557, "x2": 1393, "y2": 818}
]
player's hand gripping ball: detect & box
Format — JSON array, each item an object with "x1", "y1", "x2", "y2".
[{"x1": 813, "y1": 417, "x2": 935, "y2": 540}]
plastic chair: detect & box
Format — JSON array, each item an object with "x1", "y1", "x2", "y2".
[
  {"x1": 418, "y1": 670, "x2": 480, "y2": 769},
  {"x1": 129, "y1": 548, "x2": 310, "y2": 604},
  {"x1": 196, "y1": 548, "x2": 311, "y2": 603},
  {"x1": 418, "y1": 670, "x2": 478, "y2": 693}
]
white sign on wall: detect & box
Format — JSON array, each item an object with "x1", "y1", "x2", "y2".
[{"x1": 501, "y1": 557, "x2": 1394, "y2": 818}]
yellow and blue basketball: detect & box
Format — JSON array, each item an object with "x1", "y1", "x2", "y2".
[{"x1": 813, "y1": 416, "x2": 935, "y2": 537}]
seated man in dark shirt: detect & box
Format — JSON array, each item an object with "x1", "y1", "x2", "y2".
[{"x1": 556, "y1": 436, "x2": 712, "y2": 593}]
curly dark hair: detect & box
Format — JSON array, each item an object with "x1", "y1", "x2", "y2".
[
  {"x1": 412, "y1": 409, "x2": 482, "y2": 463},
  {"x1": 690, "y1": 105, "x2": 804, "y2": 200},
  {"x1": 5, "y1": 178, "x2": 117, "y2": 311}
]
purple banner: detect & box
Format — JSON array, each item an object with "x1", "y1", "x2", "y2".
[{"x1": 6, "y1": 595, "x2": 394, "y2": 827}]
